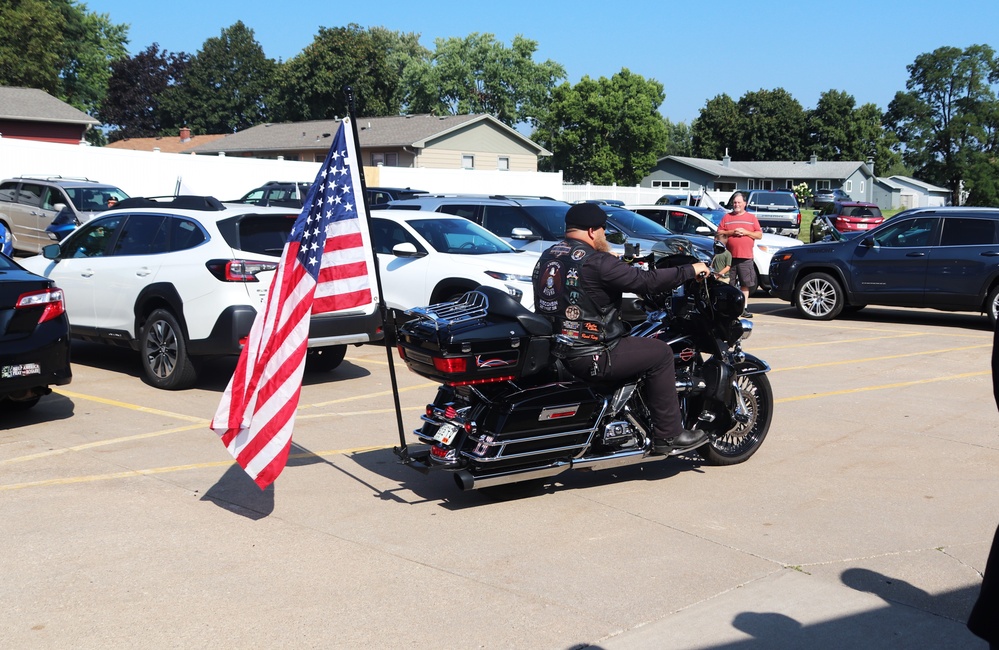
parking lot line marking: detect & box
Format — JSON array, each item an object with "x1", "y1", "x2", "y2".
[
  {"x1": 53, "y1": 388, "x2": 207, "y2": 422},
  {"x1": 775, "y1": 370, "x2": 988, "y2": 403},
  {"x1": 752, "y1": 332, "x2": 927, "y2": 351},
  {"x1": 304, "y1": 382, "x2": 438, "y2": 408},
  {"x1": 771, "y1": 343, "x2": 992, "y2": 372},
  {"x1": 0, "y1": 422, "x2": 209, "y2": 465},
  {"x1": 0, "y1": 444, "x2": 394, "y2": 491}
]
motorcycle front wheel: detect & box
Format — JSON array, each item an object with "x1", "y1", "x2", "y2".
[{"x1": 698, "y1": 373, "x2": 773, "y2": 465}]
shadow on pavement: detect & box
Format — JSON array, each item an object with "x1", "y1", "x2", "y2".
[{"x1": 0, "y1": 390, "x2": 75, "y2": 429}]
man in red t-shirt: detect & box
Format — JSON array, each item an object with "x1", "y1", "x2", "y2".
[{"x1": 717, "y1": 191, "x2": 762, "y2": 317}]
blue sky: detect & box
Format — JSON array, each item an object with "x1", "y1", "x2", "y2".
[{"x1": 86, "y1": 0, "x2": 999, "y2": 125}]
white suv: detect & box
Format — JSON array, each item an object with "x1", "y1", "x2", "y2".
[{"x1": 19, "y1": 196, "x2": 381, "y2": 389}]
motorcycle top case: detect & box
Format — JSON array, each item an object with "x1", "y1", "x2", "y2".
[{"x1": 398, "y1": 314, "x2": 551, "y2": 384}]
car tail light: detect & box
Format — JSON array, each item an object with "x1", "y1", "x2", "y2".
[
  {"x1": 16, "y1": 287, "x2": 65, "y2": 323},
  {"x1": 795, "y1": 211, "x2": 801, "y2": 226},
  {"x1": 205, "y1": 259, "x2": 279, "y2": 282}
]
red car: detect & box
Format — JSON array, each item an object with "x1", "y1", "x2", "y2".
[{"x1": 811, "y1": 201, "x2": 884, "y2": 241}]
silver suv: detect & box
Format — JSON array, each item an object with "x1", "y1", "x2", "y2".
[
  {"x1": 739, "y1": 190, "x2": 802, "y2": 238},
  {"x1": 0, "y1": 176, "x2": 129, "y2": 253}
]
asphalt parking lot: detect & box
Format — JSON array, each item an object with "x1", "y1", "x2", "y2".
[{"x1": 2, "y1": 296, "x2": 996, "y2": 649}]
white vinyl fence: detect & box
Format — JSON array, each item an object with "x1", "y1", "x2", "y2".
[{"x1": 561, "y1": 183, "x2": 727, "y2": 207}]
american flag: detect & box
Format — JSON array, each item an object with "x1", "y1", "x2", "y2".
[{"x1": 211, "y1": 118, "x2": 375, "y2": 488}]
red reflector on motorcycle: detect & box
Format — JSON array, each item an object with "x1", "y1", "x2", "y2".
[
  {"x1": 433, "y1": 356, "x2": 467, "y2": 373},
  {"x1": 430, "y1": 445, "x2": 451, "y2": 458},
  {"x1": 445, "y1": 374, "x2": 516, "y2": 387},
  {"x1": 397, "y1": 344, "x2": 406, "y2": 359},
  {"x1": 444, "y1": 406, "x2": 457, "y2": 419},
  {"x1": 548, "y1": 410, "x2": 576, "y2": 419},
  {"x1": 426, "y1": 404, "x2": 434, "y2": 417}
]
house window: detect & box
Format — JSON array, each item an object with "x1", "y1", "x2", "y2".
[
  {"x1": 498, "y1": 156, "x2": 509, "y2": 171},
  {"x1": 817, "y1": 180, "x2": 831, "y2": 190},
  {"x1": 747, "y1": 179, "x2": 757, "y2": 190},
  {"x1": 714, "y1": 182, "x2": 736, "y2": 193},
  {"x1": 845, "y1": 180, "x2": 853, "y2": 192},
  {"x1": 760, "y1": 179, "x2": 773, "y2": 190},
  {"x1": 651, "y1": 180, "x2": 690, "y2": 189},
  {"x1": 860, "y1": 181, "x2": 865, "y2": 193},
  {"x1": 462, "y1": 154, "x2": 475, "y2": 169},
  {"x1": 371, "y1": 152, "x2": 399, "y2": 166},
  {"x1": 314, "y1": 154, "x2": 325, "y2": 162},
  {"x1": 785, "y1": 179, "x2": 795, "y2": 189}
]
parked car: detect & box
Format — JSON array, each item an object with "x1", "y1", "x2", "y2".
[
  {"x1": 231, "y1": 181, "x2": 312, "y2": 208},
  {"x1": 626, "y1": 204, "x2": 803, "y2": 290},
  {"x1": 810, "y1": 188, "x2": 849, "y2": 208},
  {"x1": 0, "y1": 176, "x2": 130, "y2": 254},
  {"x1": 736, "y1": 189, "x2": 802, "y2": 238},
  {"x1": 369, "y1": 211, "x2": 538, "y2": 310},
  {"x1": 0, "y1": 253, "x2": 71, "y2": 410},
  {"x1": 382, "y1": 195, "x2": 713, "y2": 262},
  {"x1": 769, "y1": 207, "x2": 999, "y2": 324},
  {"x1": 809, "y1": 214, "x2": 867, "y2": 243},
  {"x1": 19, "y1": 196, "x2": 382, "y2": 390},
  {"x1": 366, "y1": 187, "x2": 427, "y2": 206},
  {"x1": 809, "y1": 201, "x2": 884, "y2": 242}
]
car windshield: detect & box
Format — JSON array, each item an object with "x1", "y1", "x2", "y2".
[
  {"x1": 605, "y1": 207, "x2": 673, "y2": 238},
  {"x1": 65, "y1": 186, "x2": 129, "y2": 212},
  {"x1": 749, "y1": 193, "x2": 798, "y2": 210},
  {"x1": 408, "y1": 218, "x2": 515, "y2": 254},
  {"x1": 519, "y1": 203, "x2": 571, "y2": 239}
]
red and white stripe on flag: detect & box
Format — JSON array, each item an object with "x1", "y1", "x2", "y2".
[{"x1": 211, "y1": 118, "x2": 375, "y2": 488}]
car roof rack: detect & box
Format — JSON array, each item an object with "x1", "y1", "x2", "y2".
[
  {"x1": 110, "y1": 195, "x2": 226, "y2": 211},
  {"x1": 15, "y1": 174, "x2": 98, "y2": 183}
]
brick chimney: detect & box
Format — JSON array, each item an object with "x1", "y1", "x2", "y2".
[{"x1": 179, "y1": 127, "x2": 191, "y2": 142}]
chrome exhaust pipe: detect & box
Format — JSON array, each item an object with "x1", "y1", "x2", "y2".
[{"x1": 454, "y1": 461, "x2": 571, "y2": 491}]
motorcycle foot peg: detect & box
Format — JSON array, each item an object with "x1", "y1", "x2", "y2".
[{"x1": 697, "y1": 411, "x2": 717, "y2": 423}]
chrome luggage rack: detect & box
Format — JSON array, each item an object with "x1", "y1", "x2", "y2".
[{"x1": 404, "y1": 290, "x2": 490, "y2": 331}]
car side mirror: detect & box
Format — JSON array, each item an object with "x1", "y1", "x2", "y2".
[
  {"x1": 695, "y1": 225, "x2": 711, "y2": 235},
  {"x1": 391, "y1": 242, "x2": 424, "y2": 258},
  {"x1": 510, "y1": 227, "x2": 540, "y2": 241},
  {"x1": 42, "y1": 243, "x2": 62, "y2": 260},
  {"x1": 52, "y1": 203, "x2": 67, "y2": 213},
  {"x1": 861, "y1": 237, "x2": 876, "y2": 248}
]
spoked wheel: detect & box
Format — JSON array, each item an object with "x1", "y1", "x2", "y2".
[
  {"x1": 140, "y1": 308, "x2": 197, "y2": 390},
  {"x1": 795, "y1": 272, "x2": 844, "y2": 320},
  {"x1": 697, "y1": 373, "x2": 773, "y2": 465}
]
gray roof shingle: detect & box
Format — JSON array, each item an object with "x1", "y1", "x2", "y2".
[
  {"x1": 185, "y1": 114, "x2": 547, "y2": 155},
  {"x1": 665, "y1": 155, "x2": 868, "y2": 180},
  {"x1": 0, "y1": 86, "x2": 100, "y2": 125}
]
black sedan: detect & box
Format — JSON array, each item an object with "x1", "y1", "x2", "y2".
[
  {"x1": 769, "y1": 207, "x2": 999, "y2": 325},
  {"x1": 0, "y1": 254, "x2": 71, "y2": 410}
]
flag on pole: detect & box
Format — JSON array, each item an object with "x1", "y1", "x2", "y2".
[
  {"x1": 701, "y1": 190, "x2": 725, "y2": 212},
  {"x1": 211, "y1": 118, "x2": 374, "y2": 488}
]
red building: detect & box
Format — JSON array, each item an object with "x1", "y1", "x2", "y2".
[{"x1": 0, "y1": 86, "x2": 100, "y2": 144}]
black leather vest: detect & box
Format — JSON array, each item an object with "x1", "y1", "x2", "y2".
[{"x1": 533, "y1": 239, "x2": 626, "y2": 357}]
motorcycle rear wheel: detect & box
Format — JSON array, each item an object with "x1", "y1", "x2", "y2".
[{"x1": 698, "y1": 373, "x2": 773, "y2": 465}]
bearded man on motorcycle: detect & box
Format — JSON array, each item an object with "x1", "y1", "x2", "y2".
[{"x1": 532, "y1": 202, "x2": 710, "y2": 454}]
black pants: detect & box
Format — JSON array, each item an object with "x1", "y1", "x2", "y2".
[
  {"x1": 969, "y1": 521, "x2": 999, "y2": 646},
  {"x1": 564, "y1": 336, "x2": 682, "y2": 439}
]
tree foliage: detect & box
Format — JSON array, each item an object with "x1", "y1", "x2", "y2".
[
  {"x1": 691, "y1": 94, "x2": 740, "y2": 158},
  {"x1": 736, "y1": 88, "x2": 807, "y2": 160},
  {"x1": 272, "y1": 24, "x2": 419, "y2": 121},
  {"x1": 401, "y1": 33, "x2": 565, "y2": 127},
  {"x1": 98, "y1": 44, "x2": 189, "y2": 141},
  {"x1": 886, "y1": 44, "x2": 999, "y2": 204},
  {"x1": 533, "y1": 69, "x2": 668, "y2": 185},
  {"x1": 158, "y1": 21, "x2": 275, "y2": 134},
  {"x1": 807, "y1": 89, "x2": 902, "y2": 175},
  {"x1": 0, "y1": 0, "x2": 128, "y2": 115},
  {"x1": 663, "y1": 119, "x2": 694, "y2": 157}
]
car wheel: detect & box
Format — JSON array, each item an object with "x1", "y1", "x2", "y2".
[
  {"x1": 794, "y1": 272, "x2": 844, "y2": 320},
  {"x1": 305, "y1": 344, "x2": 347, "y2": 372},
  {"x1": 987, "y1": 285, "x2": 999, "y2": 328},
  {"x1": 140, "y1": 308, "x2": 197, "y2": 390}
]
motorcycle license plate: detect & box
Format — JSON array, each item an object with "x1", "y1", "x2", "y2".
[{"x1": 434, "y1": 423, "x2": 459, "y2": 445}]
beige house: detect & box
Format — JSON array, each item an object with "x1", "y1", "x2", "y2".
[{"x1": 184, "y1": 114, "x2": 550, "y2": 172}]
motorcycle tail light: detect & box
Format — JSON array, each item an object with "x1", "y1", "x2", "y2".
[
  {"x1": 433, "y1": 356, "x2": 467, "y2": 373},
  {"x1": 426, "y1": 404, "x2": 435, "y2": 417},
  {"x1": 397, "y1": 345, "x2": 406, "y2": 360},
  {"x1": 445, "y1": 374, "x2": 516, "y2": 387}
]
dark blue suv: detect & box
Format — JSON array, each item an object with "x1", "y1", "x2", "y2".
[{"x1": 769, "y1": 207, "x2": 999, "y2": 325}]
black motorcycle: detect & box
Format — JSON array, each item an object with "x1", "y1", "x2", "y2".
[{"x1": 393, "y1": 248, "x2": 773, "y2": 493}]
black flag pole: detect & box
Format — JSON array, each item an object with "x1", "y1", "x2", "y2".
[{"x1": 343, "y1": 87, "x2": 412, "y2": 460}]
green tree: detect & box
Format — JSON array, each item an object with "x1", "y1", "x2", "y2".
[
  {"x1": 807, "y1": 89, "x2": 902, "y2": 174},
  {"x1": 160, "y1": 21, "x2": 276, "y2": 134},
  {"x1": 272, "y1": 24, "x2": 415, "y2": 121},
  {"x1": 736, "y1": 88, "x2": 807, "y2": 160},
  {"x1": 663, "y1": 119, "x2": 694, "y2": 157},
  {"x1": 401, "y1": 33, "x2": 565, "y2": 127},
  {"x1": 0, "y1": 0, "x2": 128, "y2": 118},
  {"x1": 532, "y1": 68, "x2": 668, "y2": 185},
  {"x1": 98, "y1": 44, "x2": 189, "y2": 141},
  {"x1": 691, "y1": 94, "x2": 740, "y2": 158},
  {"x1": 885, "y1": 44, "x2": 999, "y2": 204}
]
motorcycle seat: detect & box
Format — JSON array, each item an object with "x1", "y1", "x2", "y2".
[{"x1": 475, "y1": 286, "x2": 553, "y2": 337}]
